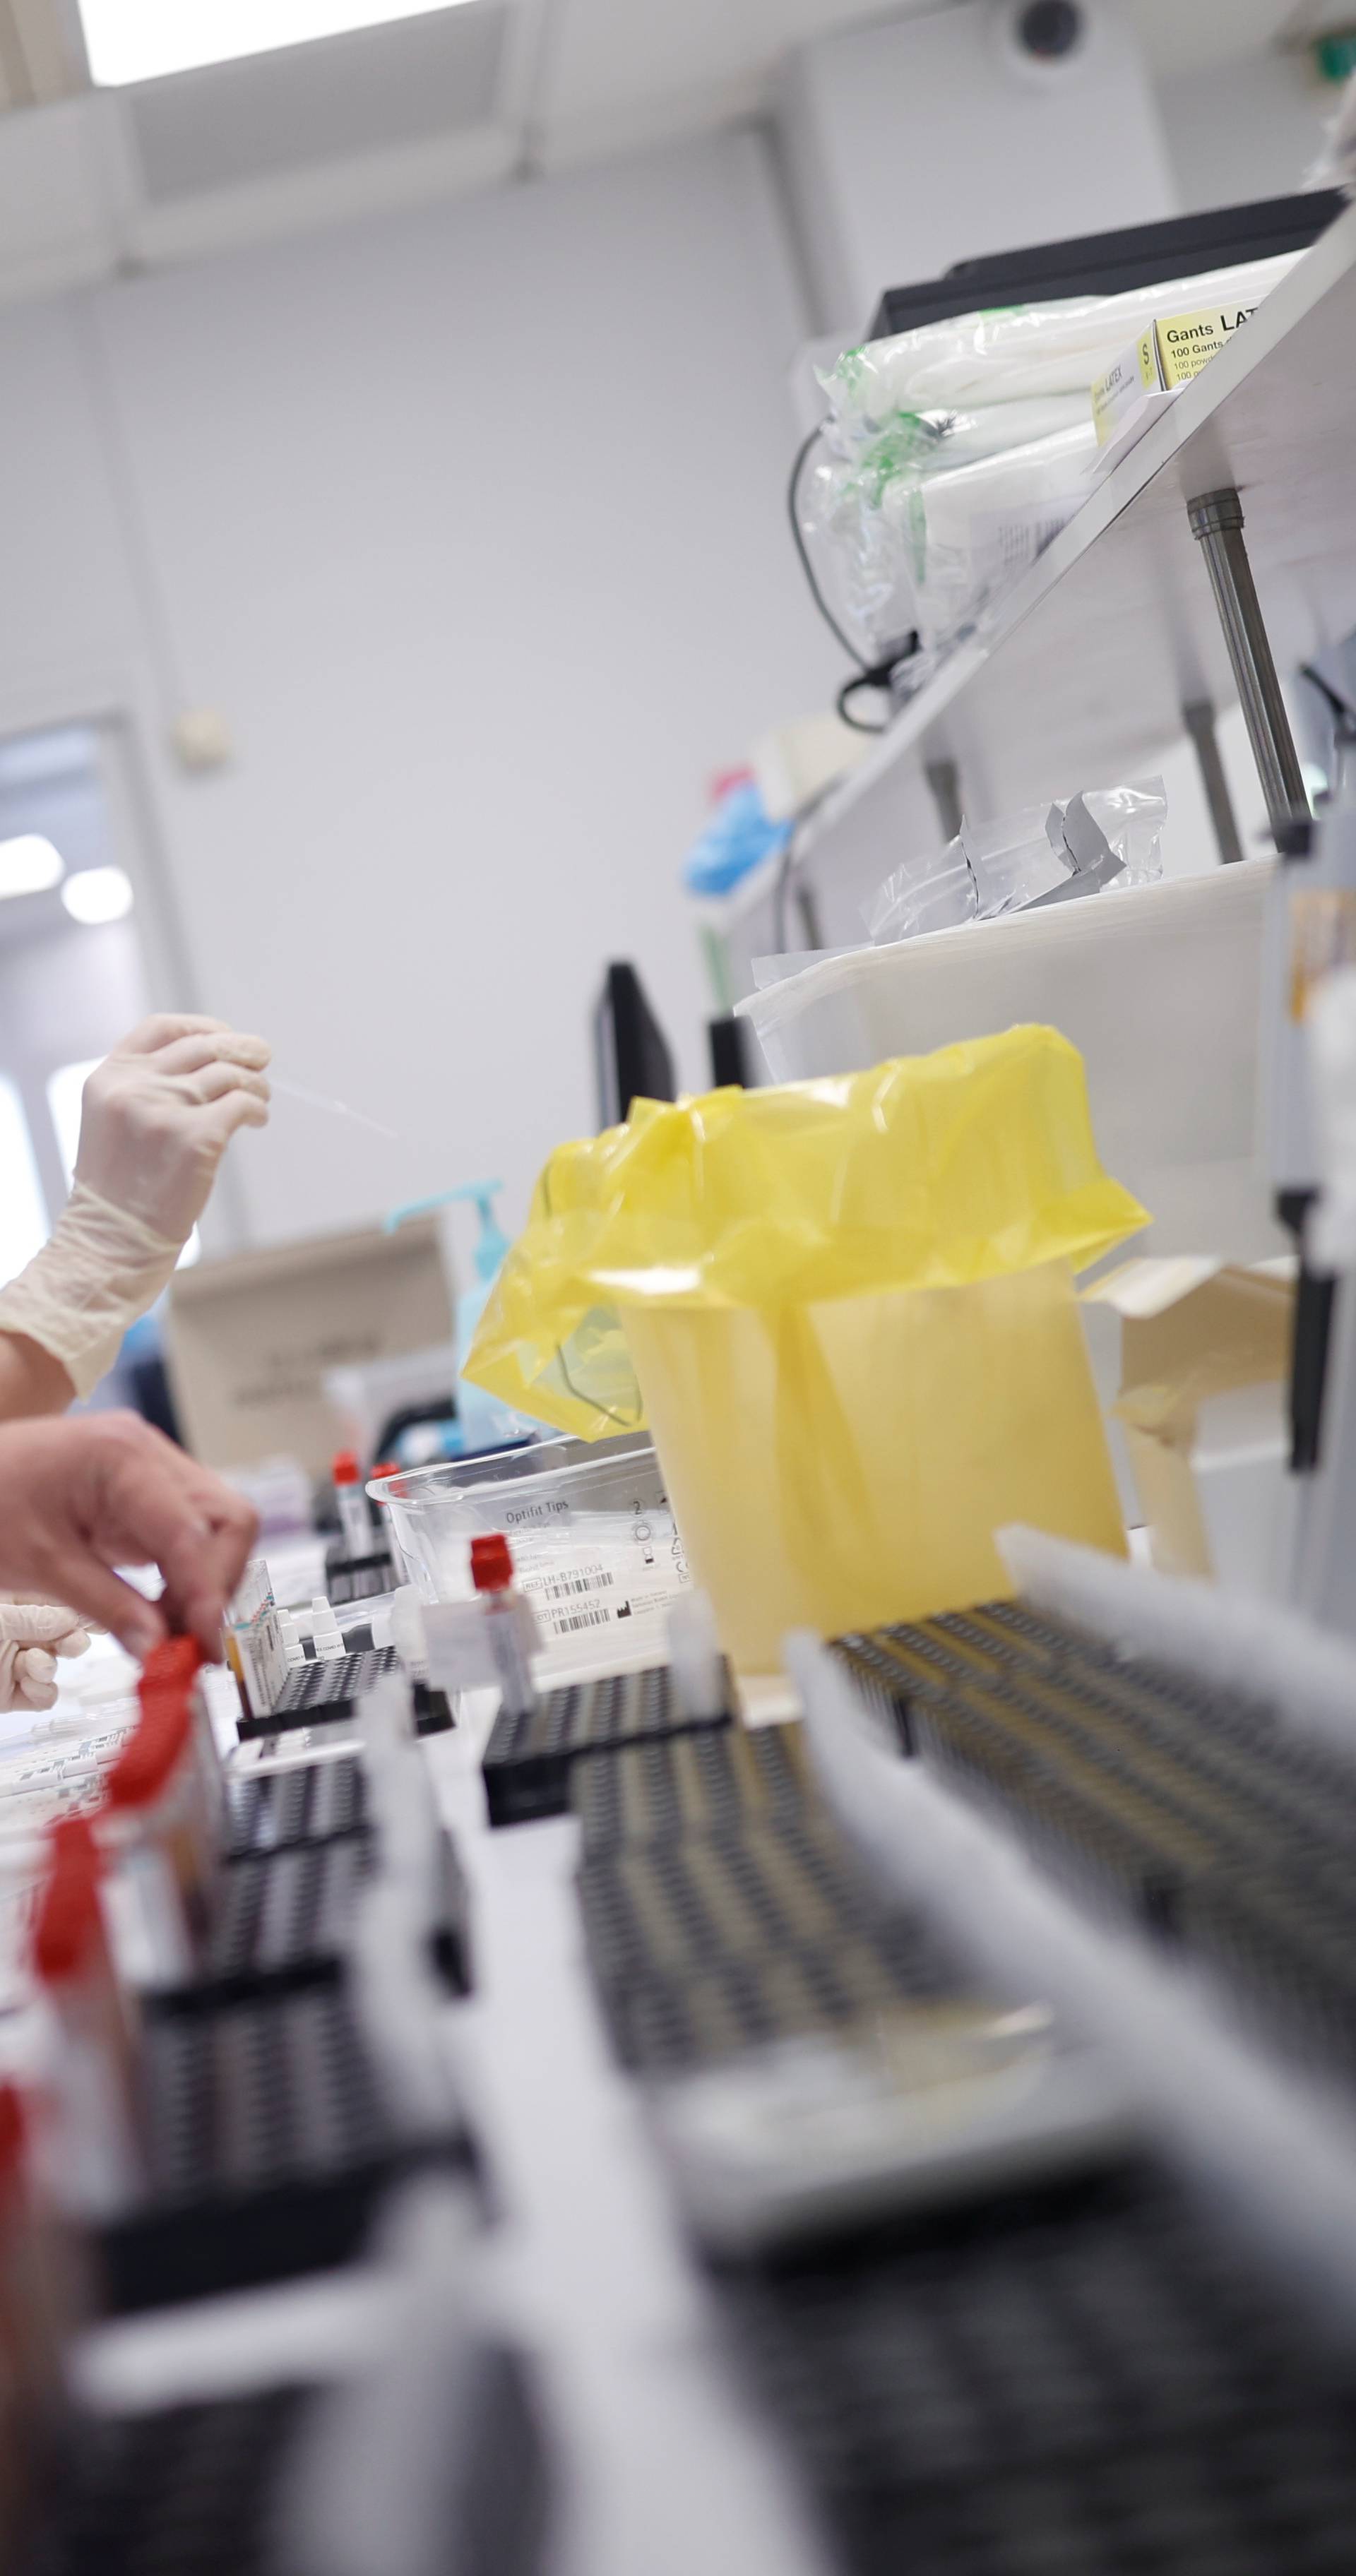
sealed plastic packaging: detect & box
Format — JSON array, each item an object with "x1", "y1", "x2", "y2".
[
  {"x1": 864, "y1": 780, "x2": 1167, "y2": 948},
  {"x1": 865, "y1": 835, "x2": 978, "y2": 944},
  {"x1": 800, "y1": 418, "x2": 1098, "y2": 661},
  {"x1": 821, "y1": 253, "x2": 1300, "y2": 430},
  {"x1": 898, "y1": 419, "x2": 1099, "y2": 650},
  {"x1": 464, "y1": 1030, "x2": 1143, "y2": 1672},
  {"x1": 805, "y1": 251, "x2": 1300, "y2": 657}
]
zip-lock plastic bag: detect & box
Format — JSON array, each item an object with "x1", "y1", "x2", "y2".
[
  {"x1": 463, "y1": 1029, "x2": 1144, "y2": 1669},
  {"x1": 895, "y1": 419, "x2": 1100, "y2": 650},
  {"x1": 866, "y1": 781, "x2": 1167, "y2": 948},
  {"x1": 1079, "y1": 782, "x2": 1170, "y2": 883},
  {"x1": 796, "y1": 400, "x2": 1092, "y2": 662},
  {"x1": 795, "y1": 438, "x2": 922, "y2": 664}
]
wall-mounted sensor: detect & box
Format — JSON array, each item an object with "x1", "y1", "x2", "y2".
[
  {"x1": 994, "y1": 0, "x2": 1098, "y2": 82},
  {"x1": 1016, "y1": 1, "x2": 1084, "y2": 59}
]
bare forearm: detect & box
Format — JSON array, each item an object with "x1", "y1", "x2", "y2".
[{"x1": 0, "y1": 1332, "x2": 76, "y2": 1420}]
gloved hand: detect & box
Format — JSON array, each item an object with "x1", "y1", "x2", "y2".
[
  {"x1": 0, "y1": 1604, "x2": 91, "y2": 1714},
  {"x1": 0, "y1": 1015, "x2": 270, "y2": 1400},
  {"x1": 75, "y1": 1014, "x2": 272, "y2": 1244}
]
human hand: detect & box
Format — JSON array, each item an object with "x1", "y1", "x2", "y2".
[
  {"x1": 75, "y1": 1013, "x2": 271, "y2": 1246},
  {"x1": 0, "y1": 1604, "x2": 90, "y2": 1712},
  {"x1": 0, "y1": 1414, "x2": 258, "y2": 1661}
]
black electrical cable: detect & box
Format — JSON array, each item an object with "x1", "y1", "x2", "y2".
[
  {"x1": 1301, "y1": 662, "x2": 1356, "y2": 796},
  {"x1": 788, "y1": 423, "x2": 871, "y2": 669},
  {"x1": 837, "y1": 665, "x2": 905, "y2": 733},
  {"x1": 1301, "y1": 662, "x2": 1356, "y2": 736},
  {"x1": 787, "y1": 423, "x2": 918, "y2": 732}
]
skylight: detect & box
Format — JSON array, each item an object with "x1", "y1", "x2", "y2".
[{"x1": 78, "y1": 1, "x2": 468, "y2": 88}]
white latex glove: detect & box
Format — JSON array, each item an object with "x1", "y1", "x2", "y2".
[
  {"x1": 0, "y1": 1603, "x2": 91, "y2": 1714},
  {"x1": 0, "y1": 1015, "x2": 270, "y2": 1399}
]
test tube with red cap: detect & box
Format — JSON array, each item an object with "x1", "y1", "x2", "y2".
[
  {"x1": 0, "y1": 2080, "x2": 71, "y2": 2547},
  {"x1": 333, "y1": 1449, "x2": 371, "y2": 1558},
  {"x1": 471, "y1": 1533, "x2": 537, "y2": 1720},
  {"x1": 100, "y1": 1639, "x2": 217, "y2": 1978},
  {"x1": 32, "y1": 1820, "x2": 145, "y2": 2216}
]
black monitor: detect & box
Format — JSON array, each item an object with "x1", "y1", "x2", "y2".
[
  {"x1": 595, "y1": 962, "x2": 677, "y2": 1129},
  {"x1": 867, "y1": 189, "x2": 1345, "y2": 342}
]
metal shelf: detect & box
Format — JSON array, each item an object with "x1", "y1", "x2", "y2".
[{"x1": 799, "y1": 201, "x2": 1356, "y2": 890}]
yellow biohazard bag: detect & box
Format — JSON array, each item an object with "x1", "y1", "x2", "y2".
[{"x1": 466, "y1": 1026, "x2": 1146, "y2": 1670}]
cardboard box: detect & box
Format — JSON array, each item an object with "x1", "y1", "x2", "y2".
[
  {"x1": 1091, "y1": 293, "x2": 1265, "y2": 445},
  {"x1": 166, "y1": 1217, "x2": 453, "y2": 1477},
  {"x1": 1083, "y1": 1257, "x2": 1295, "y2": 1594}
]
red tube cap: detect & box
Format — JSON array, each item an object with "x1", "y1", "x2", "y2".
[
  {"x1": 0, "y1": 2082, "x2": 25, "y2": 2179},
  {"x1": 106, "y1": 1640, "x2": 199, "y2": 1810},
  {"x1": 332, "y1": 1450, "x2": 361, "y2": 1485},
  {"x1": 470, "y1": 1534, "x2": 513, "y2": 1593},
  {"x1": 32, "y1": 1819, "x2": 103, "y2": 1984}
]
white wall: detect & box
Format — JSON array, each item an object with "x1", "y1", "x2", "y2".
[
  {"x1": 1157, "y1": 46, "x2": 1333, "y2": 213},
  {"x1": 780, "y1": 0, "x2": 1177, "y2": 337},
  {"x1": 0, "y1": 131, "x2": 840, "y2": 1257}
]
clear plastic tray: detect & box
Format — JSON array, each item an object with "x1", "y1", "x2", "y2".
[{"x1": 371, "y1": 1435, "x2": 690, "y2": 1682}]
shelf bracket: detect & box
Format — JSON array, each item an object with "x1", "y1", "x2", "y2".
[
  {"x1": 1187, "y1": 487, "x2": 1308, "y2": 843},
  {"x1": 1182, "y1": 699, "x2": 1245, "y2": 866},
  {"x1": 924, "y1": 758, "x2": 963, "y2": 844}
]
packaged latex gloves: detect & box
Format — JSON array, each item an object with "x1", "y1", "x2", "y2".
[
  {"x1": 0, "y1": 1604, "x2": 90, "y2": 1714},
  {"x1": 821, "y1": 253, "x2": 1300, "y2": 429},
  {"x1": 804, "y1": 254, "x2": 1300, "y2": 662},
  {"x1": 866, "y1": 781, "x2": 1166, "y2": 947},
  {"x1": 0, "y1": 1015, "x2": 270, "y2": 1399},
  {"x1": 895, "y1": 419, "x2": 1099, "y2": 650},
  {"x1": 795, "y1": 398, "x2": 1090, "y2": 664},
  {"x1": 799, "y1": 418, "x2": 1098, "y2": 664}
]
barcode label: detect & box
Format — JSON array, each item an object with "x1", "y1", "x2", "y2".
[
  {"x1": 553, "y1": 1606, "x2": 616, "y2": 1635},
  {"x1": 539, "y1": 1570, "x2": 614, "y2": 1604}
]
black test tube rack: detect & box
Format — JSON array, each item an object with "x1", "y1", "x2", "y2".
[
  {"x1": 831, "y1": 1599, "x2": 1356, "y2": 2085},
  {"x1": 482, "y1": 1659, "x2": 737, "y2": 1828},
  {"x1": 237, "y1": 1645, "x2": 453, "y2": 1743},
  {"x1": 574, "y1": 1729, "x2": 960, "y2": 2075},
  {"x1": 32, "y1": 2343, "x2": 550, "y2": 2576},
  {"x1": 94, "y1": 1714, "x2": 475, "y2": 2311},
  {"x1": 557, "y1": 1659, "x2": 1356, "y2": 2576},
  {"x1": 100, "y1": 1979, "x2": 477, "y2": 2313}
]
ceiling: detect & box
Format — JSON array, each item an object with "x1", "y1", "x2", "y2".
[
  {"x1": 0, "y1": 0, "x2": 1338, "y2": 284},
  {"x1": 0, "y1": 0, "x2": 1333, "y2": 137}
]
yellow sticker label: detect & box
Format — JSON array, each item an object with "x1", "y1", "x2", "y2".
[
  {"x1": 1289, "y1": 888, "x2": 1356, "y2": 1021},
  {"x1": 1154, "y1": 301, "x2": 1259, "y2": 388}
]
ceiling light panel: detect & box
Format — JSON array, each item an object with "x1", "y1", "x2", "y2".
[
  {"x1": 0, "y1": 835, "x2": 63, "y2": 899},
  {"x1": 61, "y1": 866, "x2": 133, "y2": 924},
  {"x1": 78, "y1": 1, "x2": 472, "y2": 88}
]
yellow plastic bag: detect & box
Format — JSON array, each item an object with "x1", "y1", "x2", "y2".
[{"x1": 466, "y1": 1027, "x2": 1146, "y2": 1669}]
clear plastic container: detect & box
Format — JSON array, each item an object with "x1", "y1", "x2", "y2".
[{"x1": 370, "y1": 1435, "x2": 690, "y2": 1682}]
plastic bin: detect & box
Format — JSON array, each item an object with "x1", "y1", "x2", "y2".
[
  {"x1": 461, "y1": 1029, "x2": 1143, "y2": 1677},
  {"x1": 371, "y1": 1436, "x2": 689, "y2": 1682},
  {"x1": 738, "y1": 861, "x2": 1283, "y2": 1265},
  {"x1": 623, "y1": 1265, "x2": 1124, "y2": 1674}
]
